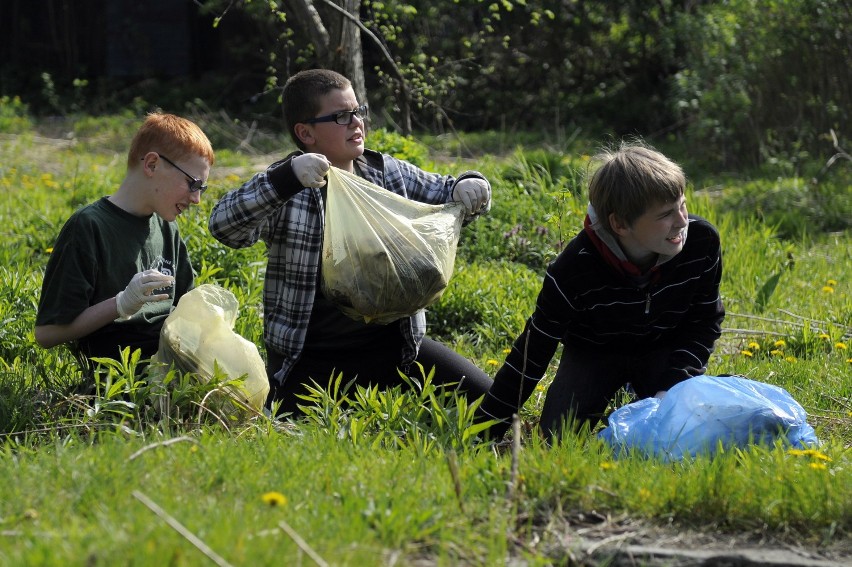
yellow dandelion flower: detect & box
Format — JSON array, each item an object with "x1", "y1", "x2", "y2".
[
  {"x1": 486, "y1": 359, "x2": 499, "y2": 366},
  {"x1": 809, "y1": 462, "x2": 827, "y2": 471},
  {"x1": 835, "y1": 343, "x2": 848, "y2": 350},
  {"x1": 846, "y1": 358, "x2": 852, "y2": 364},
  {"x1": 45, "y1": 247, "x2": 54, "y2": 254},
  {"x1": 819, "y1": 333, "x2": 831, "y2": 340},
  {"x1": 502, "y1": 348, "x2": 512, "y2": 354},
  {"x1": 770, "y1": 349, "x2": 784, "y2": 356},
  {"x1": 785, "y1": 355, "x2": 797, "y2": 363},
  {"x1": 748, "y1": 342, "x2": 760, "y2": 350},
  {"x1": 261, "y1": 491, "x2": 287, "y2": 507},
  {"x1": 789, "y1": 449, "x2": 831, "y2": 461},
  {"x1": 741, "y1": 350, "x2": 754, "y2": 357},
  {"x1": 826, "y1": 279, "x2": 837, "y2": 286},
  {"x1": 773, "y1": 339, "x2": 786, "y2": 347},
  {"x1": 638, "y1": 488, "x2": 651, "y2": 500},
  {"x1": 821, "y1": 286, "x2": 835, "y2": 293},
  {"x1": 535, "y1": 384, "x2": 547, "y2": 391},
  {"x1": 600, "y1": 461, "x2": 616, "y2": 470}
]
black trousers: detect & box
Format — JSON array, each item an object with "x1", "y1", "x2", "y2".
[
  {"x1": 265, "y1": 336, "x2": 493, "y2": 417},
  {"x1": 538, "y1": 346, "x2": 678, "y2": 440}
]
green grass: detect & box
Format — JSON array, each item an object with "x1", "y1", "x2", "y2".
[{"x1": 0, "y1": 108, "x2": 850, "y2": 564}]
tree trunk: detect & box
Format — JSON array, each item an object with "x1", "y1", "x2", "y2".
[
  {"x1": 327, "y1": 0, "x2": 366, "y2": 106},
  {"x1": 284, "y1": 0, "x2": 366, "y2": 105}
]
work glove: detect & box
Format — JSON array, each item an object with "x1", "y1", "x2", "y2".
[
  {"x1": 452, "y1": 177, "x2": 491, "y2": 214},
  {"x1": 292, "y1": 153, "x2": 331, "y2": 188},
  {"x1": 116, "y1": 269, "x2": 174, "y2": 319}
]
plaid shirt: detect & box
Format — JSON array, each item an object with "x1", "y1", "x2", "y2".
[{"x1": 208, "y1": 149, "x2": 489, "y2": 383}]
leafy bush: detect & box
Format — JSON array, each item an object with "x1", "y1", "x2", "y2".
[
  {"x1": 0, "y1": 96, "x2": 33, "y2": 134},
  {"x1": 671, "y1": 0, "x2": 850, "y2": 168},
  {"x1": 366, "y1": 127, "x2": 430, "y2": 167}
]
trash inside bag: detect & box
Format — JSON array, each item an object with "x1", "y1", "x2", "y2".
[
  {"x1": 598, "y1": 375, "x2": 818, "y2": 461},
  {"x1": 322, "y1": 166, "x2": 466, "y2": 324},
  {"x1": 154, "y1": 284, "x2": 269, "y2": 411}
]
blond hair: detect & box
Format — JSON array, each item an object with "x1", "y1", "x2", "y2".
[{"x1": 588, "y1": 140, "x2": 685, "y2": 234}]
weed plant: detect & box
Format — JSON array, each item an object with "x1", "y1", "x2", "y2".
[{"x1": 0, "y1": 105, "x2": 849, "y2": 564}]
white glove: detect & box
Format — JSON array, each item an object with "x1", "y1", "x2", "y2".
[
  {"x1": 292, "y1": 153, "x2": 331, "y2": 188},
  {"x1": 452, "y1": 177, "x2": 491, "y2": 214},
  {"x1": 116, "y1": 270, "x2": 174, "y2": 319}
]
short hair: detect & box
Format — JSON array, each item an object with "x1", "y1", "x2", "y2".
[
  {"x1": 588, "y1": 141, "x2": 685, "y2": 235},
  {"x1": 127, "y1": 112, "x2": 214, "y2": 170},
  {"x1": 282, "y1": 69, "x2": 352, "y2": 150}
]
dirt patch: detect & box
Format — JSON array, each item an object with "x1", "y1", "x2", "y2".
[{"x1": 531, "y1": 512, "x2": 851, "y2": 566}]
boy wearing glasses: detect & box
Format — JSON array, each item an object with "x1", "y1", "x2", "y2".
[
  {"x1": 209, "y1": 68, "x2": 494, "y2": 417},
  {"x1": 35, "y1": 112, "x2": 214, "y2": 364},
  {"x1": 477, "y1": 141, "x2": 724, "y2": 442}
]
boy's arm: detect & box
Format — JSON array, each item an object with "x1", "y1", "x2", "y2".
[
  {"x1": 35, "y1": 270, "x2": 174, "y2": 348},
  {"x1": 659, "y1": 243, "x2": 725, "y2": 388},
  {"x1": 476, "y1": 262, "x2": 570, "y2": 439},
  {"x1": 35, "y1": 297, "x2": 123, "y2": 348},
  {"x1": 382, "y1": 156, "x2": 492, "y2": 220},
  {"x1": 208, "y1": 154, "x2": 304, "y2": 249}
]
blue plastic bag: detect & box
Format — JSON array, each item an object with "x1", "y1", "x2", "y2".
[{"x1": 598, "y1": 375, "x2": 818, "y2": 461}]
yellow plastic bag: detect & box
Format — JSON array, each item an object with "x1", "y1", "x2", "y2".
[
  {"x1": 154, "y1": 284, "x2": 269, "y2": 411},
  {"x1": 322, "y1": 166, "x2": 465, "y2": 324}
]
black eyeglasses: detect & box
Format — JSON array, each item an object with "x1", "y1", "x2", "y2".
[
  {"x1": 304, "y1": 104, "x2": 369, "y2": 126},
  {"x1": 157, "y1": 154, "x2": 207, "y2": 193}
]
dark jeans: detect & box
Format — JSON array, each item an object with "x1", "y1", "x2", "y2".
[
  {"x1": 539, "y1": 347, "x2": 675, "y2": 440},
  {"x1": 266, "y1": 336, "x2": 493, "y2": 417}
]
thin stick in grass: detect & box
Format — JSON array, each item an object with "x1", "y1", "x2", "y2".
[
  {"x1": 507, "y1": 413, "x2": 521, "y2": 501},
  {"x1": 446, "y1": 449, "x2": 465, "y2": 514},
  {"x1": 278, "y1": 519, "x2": 330, "y2": 567},
  {"x1": 132, "y1": 490, "x2": 233, "y2": 567},
  {"x1": 128, "y1": 436, "x2": 198, "y2": 461}
]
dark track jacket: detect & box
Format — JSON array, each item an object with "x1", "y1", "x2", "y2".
[{"x1": 478, "y1": 211, "x2": 724, "y2": 431}]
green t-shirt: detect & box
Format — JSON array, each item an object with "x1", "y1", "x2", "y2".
[{"x1": 36, "y1": 197, "x2": 195, "y2": 359}]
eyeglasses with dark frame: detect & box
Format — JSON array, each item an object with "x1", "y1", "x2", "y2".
[
  {"x1": 156, "y1": 154, "x2": 208, "y2": 194},
  {"x1": 304, "y1": 104, "x2": 369, "y2": 126}
]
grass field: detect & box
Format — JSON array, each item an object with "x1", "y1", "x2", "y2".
[{"x1": 0, "y1": 104, "x2": 850, "y2": 565}]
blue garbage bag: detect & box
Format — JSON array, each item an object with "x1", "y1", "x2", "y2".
[{"x1": 598, "y1": 375, "x2": 819, "y2": 461}]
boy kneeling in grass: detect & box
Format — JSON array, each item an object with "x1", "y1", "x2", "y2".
[
  {"x1": 35, "y1": 112, "x2": 214, "y2": 369},
  {"x1": 477, "y1": 141, "x2": 725, "y2": 442}
]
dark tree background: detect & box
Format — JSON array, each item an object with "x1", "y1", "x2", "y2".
[{"x1": 0, "y1": 0, "x2": 848, "y2": 168}]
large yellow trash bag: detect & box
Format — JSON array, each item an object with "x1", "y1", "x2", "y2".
[
  {"x1": 154, "y1": 284, "x2": 269, "y2": 411},
  {"x1": 322, "y1": 166, "x2": 466, "y2": 324}
]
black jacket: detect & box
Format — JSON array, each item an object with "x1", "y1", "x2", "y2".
[{"x1": 478, "y1": 214, "x2": 724, "y2": 431}]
